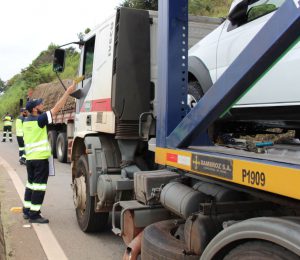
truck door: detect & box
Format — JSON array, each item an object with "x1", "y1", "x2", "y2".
[{"x1": 76, "y1": 36, "x2": 96, "y2": 132}]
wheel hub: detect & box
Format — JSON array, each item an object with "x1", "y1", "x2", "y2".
[
  {"x1": 57, "y1": 139, "x2": 63, "y2": 157},
  {"x1": 187, "y1": 94, "x2": 197, "y2": 108},
  {"x1": 73, "y1": 176, "x2": 86, "y2": 210}
]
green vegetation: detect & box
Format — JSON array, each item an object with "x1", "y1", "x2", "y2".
[
  {"x1": 189, "y1": 0, "x2": 231, "y2": 17},
  {"x1": 120, "y1": 0, "x2": 231, "y2": 17},
  {"x1": 0, "y1": 78, "x2": 4, "y2": 92},
  {"x1": 0, "y1": 44, "x2": 80, "y2": 119}
]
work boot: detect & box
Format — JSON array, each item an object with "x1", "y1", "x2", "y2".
[
  {"x1": 29, "y1": 216, "x2": 49, "y2": 224},
  {"x1": 19, "y1": 158, "x2": 26, "y2": 165},
  {"x1": 23, "y1": 214, "x2": 29, "y2": 220}
]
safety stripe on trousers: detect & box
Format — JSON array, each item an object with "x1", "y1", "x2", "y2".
[
  {"x1": 26, "y1": 182, "x2": 47, "y2": 191},
  {"x1": 31, "y1": 204, "x2": 42, "y2": 211}
]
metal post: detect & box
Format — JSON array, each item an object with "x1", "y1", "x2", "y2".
[{"x1": 156, "y1": 0, "x2": 189, "y2": 147}]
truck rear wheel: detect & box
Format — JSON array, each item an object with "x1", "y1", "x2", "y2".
[
  {"x1": 56, "y1": 132, "x2": 67, "y2": 163},
  {"x1": 74, "y1": 155, "x2": 109, "y2": 232},
  {"x1": 48, "y1": 130, "x2": 57, "y2": 158},
  {"x1": 224, "y1": 241, "x2": 299, "y2": 260},
  {"x1": 141, "y1": 220, "x2": 198, "y2": 259}
]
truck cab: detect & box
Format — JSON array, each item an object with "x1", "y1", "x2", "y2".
[{"x1": 53, "y1": 7, "x2": 221, "y2": 232}]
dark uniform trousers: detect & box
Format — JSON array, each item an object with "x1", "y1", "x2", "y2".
[
  {"x1": 2, "y1": 126, "x2": 12, "y2": 142},
  {"x1": 24, "y1": 159, "x2": 49, "y2": 218},
  {"x1": 16, "y1": 136, "x2": 25, "y2": 158}
]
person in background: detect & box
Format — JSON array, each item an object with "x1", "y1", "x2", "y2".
[
  {"x1": 16, "y1": 108, "x2": 28, "y2": 165},
  {"x1": 2, "y1": 112, "x2": 13, "y2": 142},
  {"x1": 22, "y1": 81, "x2": 75, "y2": 224}
]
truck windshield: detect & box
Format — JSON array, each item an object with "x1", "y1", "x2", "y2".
[{"x1": 83, "y1": 36, "x2": 95, "y2": 78}]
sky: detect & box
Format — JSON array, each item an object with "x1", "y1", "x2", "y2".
[{"x1": 0, "y1": 0, "x2": 122, "y2": 81}]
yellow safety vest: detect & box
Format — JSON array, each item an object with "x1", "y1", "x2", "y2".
[
  {"x1": 3, "y1": 116, "x2": 13, "y2": 126},
  {"x1": 16, "y1": 117, "x2": 24, "y2": 137},
  {"x1": 23, "y1": 117, "x2": 51, "y2": 160}
]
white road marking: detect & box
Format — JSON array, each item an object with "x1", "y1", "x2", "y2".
[{"x1": 0, "y1": 157, "x2": 68, "y2": 260}]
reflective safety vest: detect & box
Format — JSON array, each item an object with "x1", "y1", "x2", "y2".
[
  {"x1": 23, "y1": 116, "x2": 51, "y2": 160},
  {"x1": 16, "y1": 116, "x2": 24, "y2": 137},
  {"x1": 3, "y1": 115, "x2": 13, "y2": 126}
]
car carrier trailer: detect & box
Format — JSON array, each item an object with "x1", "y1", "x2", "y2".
[{"x1": 116, "y1": 0, "x2": 300, "y2": 259}]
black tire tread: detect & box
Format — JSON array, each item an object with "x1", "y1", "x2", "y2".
[
  {"x1": 188, "y1": 81, "x2": 203, "y2": 101},
  {"x1": 224, "y1": 241, "x2": 299, "y2": 260},
  {"x1": 142, "y1": 220, "x2": 198, "y2": 260}
]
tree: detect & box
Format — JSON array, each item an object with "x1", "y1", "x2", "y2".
[
  {"x1": 119, "y1": 0, "x2": 231, "y2": 17},
  {"x1": 120, "y1": 0, "x2": 158, "y2": 10},
  {"x1": 0, "y1": 78, "x2": 5, "y2": 93}
]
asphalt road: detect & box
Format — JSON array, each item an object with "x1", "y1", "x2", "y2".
[{"x1": 0, "y1": 137, "x2": 125, "y2": 260}]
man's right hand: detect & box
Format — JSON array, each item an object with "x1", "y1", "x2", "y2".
[{"x1": 66, "y1": 81, "x2": 76, "y2": 95}]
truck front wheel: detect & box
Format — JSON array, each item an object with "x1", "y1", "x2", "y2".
[
  {"x1": 48, "y1": 130, "x2": 58, "y2": 158},
  {"x1": 74, "y1": 155, "x2": 109, "y2": 232}
]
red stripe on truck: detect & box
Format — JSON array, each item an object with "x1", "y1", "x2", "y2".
[
  {"x1": 80, "y1": 98, "x2": 112, "y2": 112},
  {"x1": 167, "y1": 153, "x2": 178, "y2": 163}
]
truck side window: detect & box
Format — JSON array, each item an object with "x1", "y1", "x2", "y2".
[
  {"x1": 246, "y1": 0, "x2": 284, "y2": 23},
  {"x1": 83, "y1": 36, "x2": 96, "y2": 79}
]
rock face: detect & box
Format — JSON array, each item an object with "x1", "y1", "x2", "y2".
[{"x1": 29, "y1": 79, "x2": 76, "y2": 113}]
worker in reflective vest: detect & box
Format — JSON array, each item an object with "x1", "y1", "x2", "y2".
[
  {"x1": 16, "y1": 108, "x2": 28, "y2": 165},
  {"x1": 22, "y1": 81, "x2": 75, "y2": 224},
  {"x1": 2, "y1": 112, "x2": 13, "y2": 142}
]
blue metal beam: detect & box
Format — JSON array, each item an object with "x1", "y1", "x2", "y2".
[
  {"x1": 166, "y1": 0, "x2": 300, "y2": 148},
  {"x1": 156, "y1": 0, "x2": 189, "y2": 147}
]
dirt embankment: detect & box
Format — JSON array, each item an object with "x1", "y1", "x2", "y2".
[{"x1": 29, "y1": 79, "x2": 75, "y2": 112}]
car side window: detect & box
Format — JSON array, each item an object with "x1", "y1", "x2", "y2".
[
  {"x1": 246, "y1": 0, "x2": 285, "y2": 23},
  {"x1": 228, "y1": 0, "x2": 285, "y2": 30}
]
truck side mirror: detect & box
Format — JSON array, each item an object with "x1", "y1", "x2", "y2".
[
  {"x1": 228, "y1": 0, "x2": 248, "y2": 26},
  {"x1": 53, "y1": 48, "x2": 66, "y2": 73}
]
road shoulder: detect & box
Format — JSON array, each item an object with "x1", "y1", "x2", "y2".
[{"x1": 0, "y1": 164, "x2": 47, "y2": 260}]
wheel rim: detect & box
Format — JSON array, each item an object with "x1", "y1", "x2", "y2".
[
  {"x1": 73, "y1": 175, "x2": 86, "y2": 212},
  {"x1": 187, "y1": 94, "x2": 198, "y2": 108},
  {"x1": 57, "y1": 138, "x2": 63, "y2": 158}
]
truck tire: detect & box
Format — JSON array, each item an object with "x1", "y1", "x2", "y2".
[
  {"x1": 48, "y1": 130, "x2": 57, "y2": 158},
  {"x1": 223, "y1": 241, "x2": 299, "y2": 260},
  {"x1": 75, "y1": 155, "x2": 109, "y2": 232},
  {"x1": 56, "y1": 132, "x2": 67, "y2": 163},
  {"x1": 188, "y1": 81, "x2": 204, "y2": 109},
  {"x1": 141, "y1": 220, "x2": 199, "y2": 260}
]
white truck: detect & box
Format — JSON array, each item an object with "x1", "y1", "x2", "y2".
[{"x1": 53, "y1": 8, "x2": 222, "y2": 231}]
